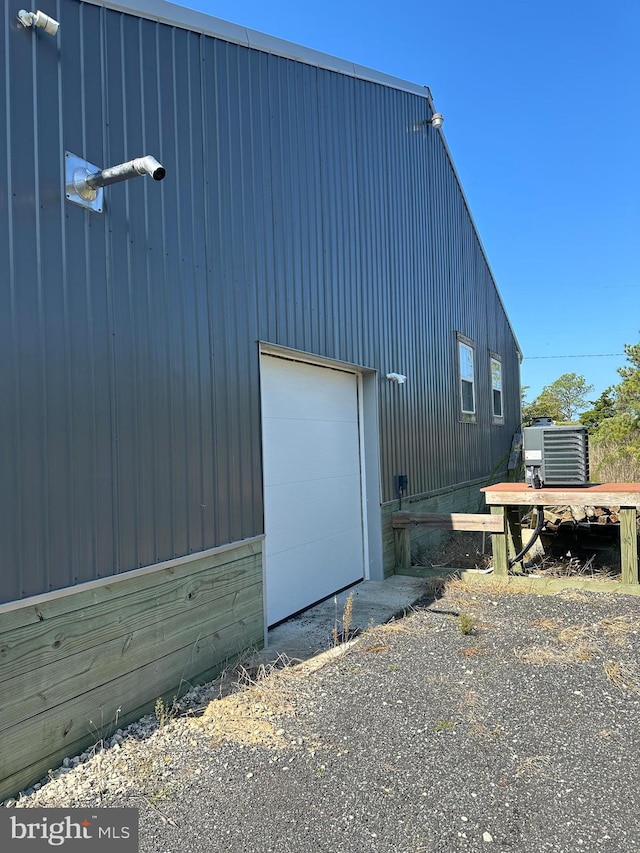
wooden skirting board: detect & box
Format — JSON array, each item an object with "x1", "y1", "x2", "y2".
[{"x1": 0, "y1": 538, "x2": 264, "y2": 802}]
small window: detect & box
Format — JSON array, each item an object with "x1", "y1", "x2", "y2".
[
  {"x1": 457, "y1": 334, "x2": 476, "y2": 422},
  {"x1": 490, "y1": 354, "x2": 503, "y2": 422}
]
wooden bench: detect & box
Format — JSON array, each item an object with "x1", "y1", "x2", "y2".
[{"x1": 392, "y1": 511, "x2": 503, "y2": 572}]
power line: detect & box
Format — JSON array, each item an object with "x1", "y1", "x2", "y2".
[
  {"x1": 526, "y1": 353, "x2": 624, "y2": 360},
  {"x1": 536, "y1": 327, "x2": 637, "y2": 336}
]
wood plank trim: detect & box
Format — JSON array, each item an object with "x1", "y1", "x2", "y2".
[
  {"x1": 0, "y1": 612, "x2": 264, "y2": 802},
  {"x1": 620, "y1": 508, "x2": 639, "y2": 585},
  {"x1": 0, "y1": 555, "x2": 261, "y2": 678},
  {"x1": 392, "y1": 512, "x2": 503, "y2": 532},
  {"x1": 394, "y1": 528, "x2": 412, "y2": 571},
  {"x1": 0, "y1": 578, "x2": 263, "y2": 733},
  {"x1": 482, "y1": 483, "x2": 640, "y2": 507},
  {"x1": 0, "y1": 538, "x2": 264, "y2": 630},
  {"x1": 490, "y1": 507, "x2": 509, "y2": 577}
]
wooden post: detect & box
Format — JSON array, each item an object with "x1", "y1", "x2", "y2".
[
  {"x1": 490, "y1": 506, "x2": 509, "y2": 578},
  {"x1": 619, "y1": 507, "x2": 639, "y2": 586},
  {"x1": 506, "y1": 507, "x2": 523, "y2": 561},
  {"x1": 394, "y1": 527, "x2": 411, "y2": 572}
]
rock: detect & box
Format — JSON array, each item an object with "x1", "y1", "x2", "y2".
[{"x1": 483, "y1": 831, "x2": 493, "y2": 843}]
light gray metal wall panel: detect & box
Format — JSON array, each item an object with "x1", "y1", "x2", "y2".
[{"x1": 2, "y1": 0, "x2": 521, "y2": 602}]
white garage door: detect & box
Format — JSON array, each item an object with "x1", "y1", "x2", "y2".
[{"x1": 261, "y1": 355, "x2": 366, "y2": 625}]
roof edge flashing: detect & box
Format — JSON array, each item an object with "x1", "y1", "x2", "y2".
[{"x1": 80, "y1": 0, "x2": 433, "y2": 101}]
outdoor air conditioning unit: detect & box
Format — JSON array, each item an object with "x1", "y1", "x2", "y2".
[{"x1": 523, "y1": 421, "x2": 590, "y2": 488}]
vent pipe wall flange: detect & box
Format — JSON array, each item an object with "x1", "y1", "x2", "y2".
[{"x1": 65, "y1": 152, "x2": 166, "y2": 212}]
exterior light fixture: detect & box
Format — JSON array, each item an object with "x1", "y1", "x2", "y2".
[
  {"x1": 17, "y1": 9, "x2": 60, "y2": 35},
  {"x1": 412, "y1": 112, "x2": 444, "y2": 133},
  {"x1": 65, "y1": 152, "x2": 166, "y2": 212},
  {"x1": 386, "y1": 373, "x2": 407, "y2": 384}
]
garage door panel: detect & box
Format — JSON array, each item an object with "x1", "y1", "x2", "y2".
[
  {"x1": 261, "y1": 354, "x2": 365, "y2": 626},
  {"x1": 262, "y1": 418, "x2": 361, "y2": 485},
  {"x1": 264, "y1": 477, "x2": 363, "y2": 555},
  {"x1": 261, "y1": 359, "x2": 358, "y2": 422},
  {"x1": 266, "y1": 530, "x2": 364, "y2": 625}
]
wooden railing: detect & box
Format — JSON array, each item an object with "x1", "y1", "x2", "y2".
[{"x1": 392, "y1": 512, "x2": 502, "y2": 572}]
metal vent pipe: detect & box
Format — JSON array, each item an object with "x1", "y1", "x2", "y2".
[{"x1": 83, "y1": 156, "x2": 166, "y2": 190}]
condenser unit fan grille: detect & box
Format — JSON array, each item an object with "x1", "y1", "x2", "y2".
[
  {"x1": 523, "y1": 424, "x2": 590, "y2": 487},
  {"x1": 542, "y1": 430, "x2": 590, "y2": 485}
]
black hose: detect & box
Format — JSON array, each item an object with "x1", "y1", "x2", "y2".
[{"x1": 509, "y1": 505, "x2": 545, "y2": 568}]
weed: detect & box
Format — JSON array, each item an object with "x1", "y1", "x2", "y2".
[
  {"x1": 361, "y1": 642, "x2": 388, "y2": 654},
  {"x1": 434, "y1": 719, "x2": 457, "y2": 733},
  {"x1": 378, "y1": 620, "x2": 411, "y2": 634},
  {"x1": 558, "y1": 589, "x2": 591, "y2": 602},
  {"x1": 332, "y1": 592, "x2": 355, "y2": 645},
  {"x1": 514, "y1": 645, "x2": 577, "y2": 666},
  {"x1": 515, "y1": 755, "x2": 551, "y2": 779},
  {"x1": 448, "y1": 577, "x2": 538, "y2": 598},
  {"x1": 88, "y1": 706, "x2": 122, "y2": 752},
  {"x1": 528, "y1": 617, "x2": 563, "y2": 631},
  {"x1": 603, "y1": 660, "x2": 640, "y2": 695},
  {"x1": 342, "y1": 592, "x2": 353, "y2": 642},
  {"x1": 599, "y1": 615, "x2": 637, "y2": 639},
  {"x1": 195, "y1": 656, "x2": 298, "y2": 749},
  {"x1": 426, "y1": 673, "x2": 458, "y2": 688},
  {"x1": 557, "y1": 624, "x2": 591, "y2": 645},
  {"x1": 85, "y1": 704, "x2": 125, "y2": 803},
  {"x1": 458, "y1": 613, "x2": 477, "y2": 636},
  {"x1": 138, "y1": 791, "x2": 180, "y2": 827},
  {"x1": 461, "y1": 646, "x2": 485, "y2": 658},
  {"x1": 470, "y1": 721, "x2": 503, "y2": 739},
  {"x1": 154, "y1": 697, "x2": 168, "y2": 729},
  {"x1": 576, "y1": 646, "x2": 596, "y2": 662},
  {"x1": 146, "y1": 782, "x2": 174, "y2": 806},
  {"x1": 233, "y1": 652, "x2": 295, "y2": 689}
]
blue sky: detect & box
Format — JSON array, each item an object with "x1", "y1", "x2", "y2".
[{"x1": 174, "y1": 0, "x2": 639, "y2": 407}]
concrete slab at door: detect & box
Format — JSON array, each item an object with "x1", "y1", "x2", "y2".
[{"x1": 261, "y1": 355, "x2": 365, "y2": 625}]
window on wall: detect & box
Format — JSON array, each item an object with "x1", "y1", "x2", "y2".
[
  {"x1": 456, "y1": 334, "x2": 476, "y2": 422},
  {"x1": 490, "y1": 353, "x2": 504, "y2": 423}
]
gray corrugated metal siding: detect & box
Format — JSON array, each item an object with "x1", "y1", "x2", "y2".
[{"x1": 1, "y1": 0, "x2": 520, "y2": 602}]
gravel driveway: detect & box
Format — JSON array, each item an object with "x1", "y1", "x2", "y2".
[{"x1": 5, "y1": 579, "x2": 640, "y2": 852}]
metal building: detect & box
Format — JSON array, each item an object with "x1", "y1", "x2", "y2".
[{"x1": 0, "y1": 0, "x2": 521, "y2": 797}]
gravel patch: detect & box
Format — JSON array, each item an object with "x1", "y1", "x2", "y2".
[{"x1": 3, "y1": 581, "x2": 640, "y2": 852}]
